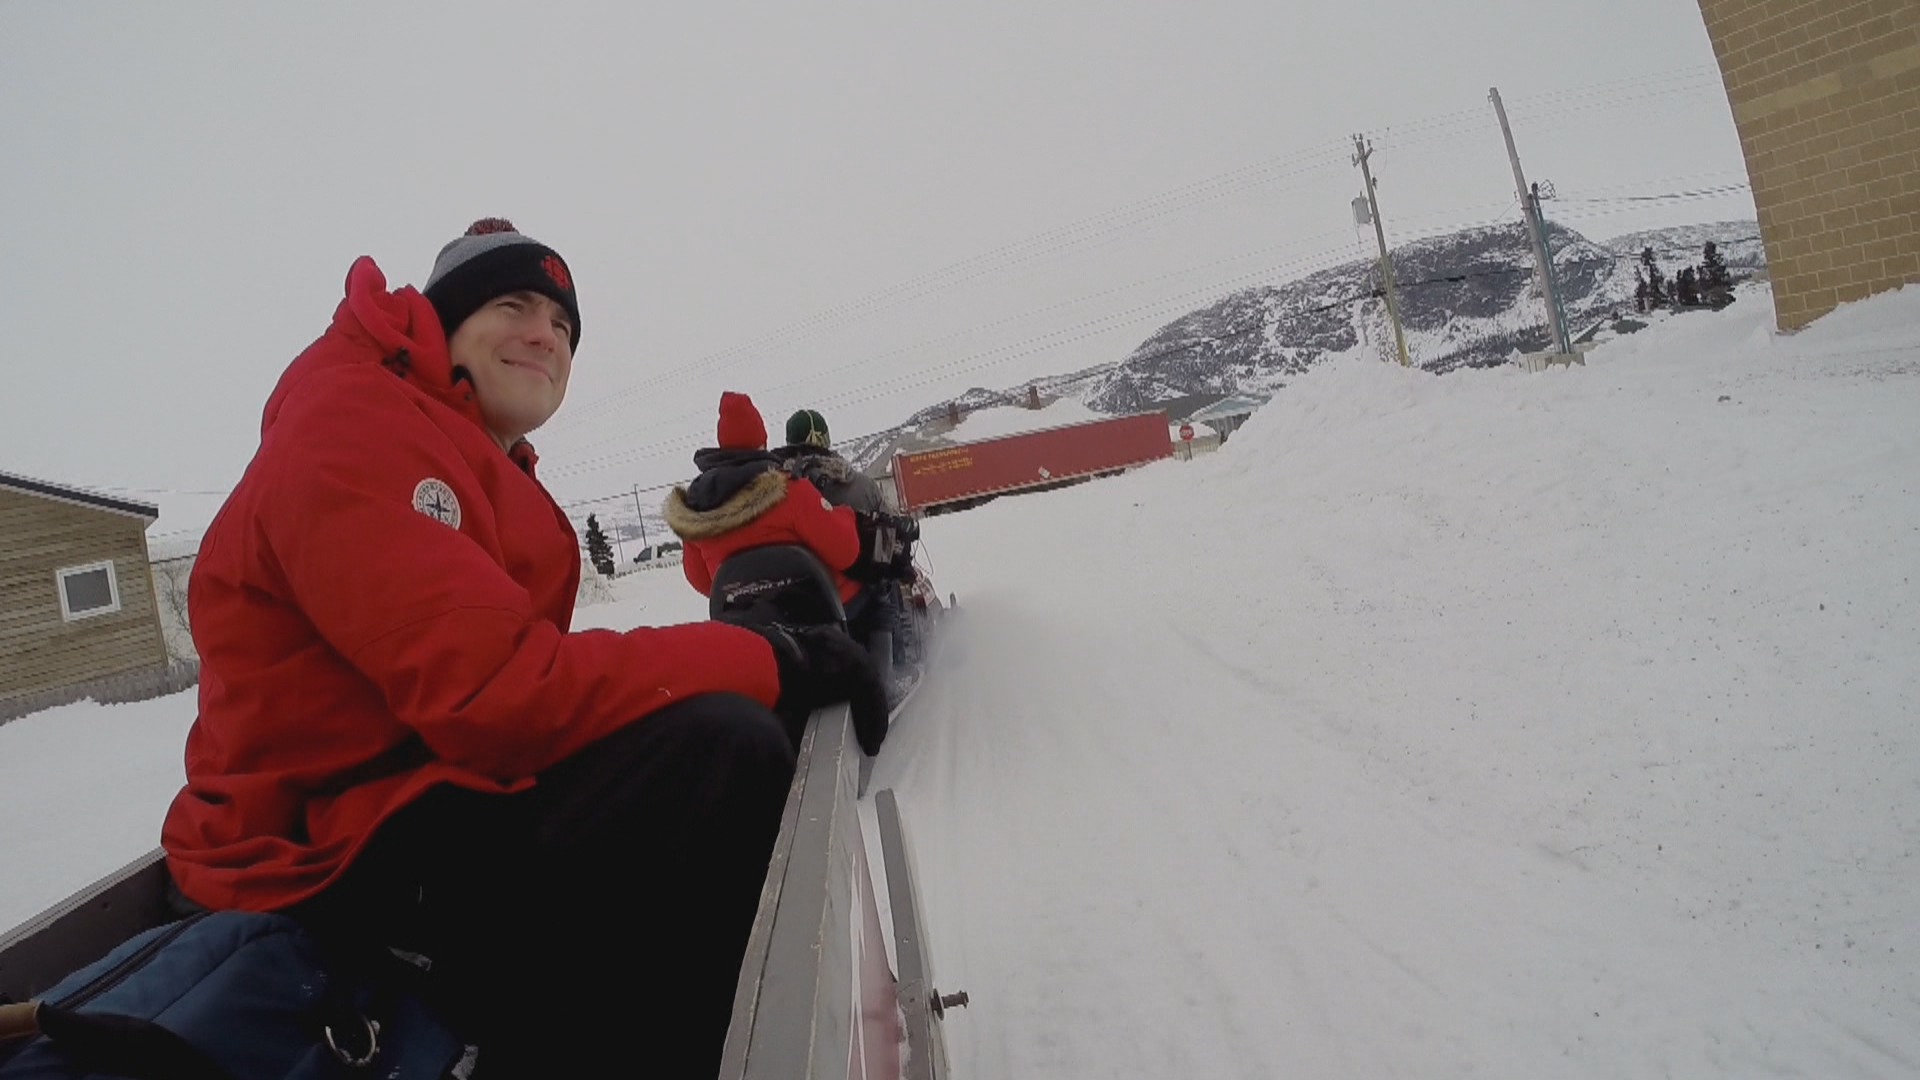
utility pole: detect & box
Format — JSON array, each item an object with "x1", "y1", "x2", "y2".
[
  {"x1": 1352, "y1": 135, "x2": 1411, "y2": 368},
  {"x1": 631, "y1": 485, "x2": 651, "y2": 552},
  {"x1": 1489, "y1": 87, "x2": 1572, "y2": 356},
  {"x1": 1530, "y1": 180, "x2": 1573, "y2": 345}
]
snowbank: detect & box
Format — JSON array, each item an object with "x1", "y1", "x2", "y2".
[
  {"x1": 0, "y1": 693, "x2": 196, "y2": 928},
  {"x1": 873, "y1": 283, "x2": 1920, "y2": 1078}
]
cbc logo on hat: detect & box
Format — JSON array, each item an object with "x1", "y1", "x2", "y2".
[{"x1": 412, "y1": 478, "x2": 462, "y2": 529}]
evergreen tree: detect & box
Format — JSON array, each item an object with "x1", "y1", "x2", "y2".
[
  {"x1": 585, "y1": 513, "x2": 615, "y2": 577},
  {"x1": 1675, "y1": 266, "x2": 1701, "y2": 307},
  {"x1": 1639, "y1": 247, "x2": 1668, "y2": 307},
  {"x1": 1698, "y1": 241, "x2": 1734, "y2": 307}
]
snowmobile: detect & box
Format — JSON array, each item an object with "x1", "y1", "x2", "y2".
[{"x1": 0, "y1": 536, "x2": 960, "y2": 1079}]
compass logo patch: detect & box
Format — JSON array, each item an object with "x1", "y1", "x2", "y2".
[{"x1": 412, "y1": 478, "x2": 462, "y2": 529}]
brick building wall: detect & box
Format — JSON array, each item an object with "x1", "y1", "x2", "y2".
[{"x1": 1696, "y1": 1, "x2": 1920, "y2": 329}]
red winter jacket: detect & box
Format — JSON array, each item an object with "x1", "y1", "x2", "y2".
[
  {"x1": 665, "y1": 450, "x2": 863, "y2": 603},
  {"x1": 161, "y1": 257, "x2": 781, "y2": 912}
]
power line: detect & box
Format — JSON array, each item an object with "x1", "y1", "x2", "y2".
[
  {"x1": 540, "y1": 243, "x2": 1379, "y2": 479},
  {"x1": 1510, "y1": 65, "x2": 1721, "y2": 106},
  {"x1": 1553, "y1": 170, "x2": 1753, "y2": 198},
  {"x1": 113, "y1": 67, "x2": 1769, "y2": 513},
  {"x1": 483, "y1": 235, "x2": 1781, "y2": 514},
  {"x1": 551, "y1": 142, "x2": 1353, "y2": 432},
  {"x1": 1558, "y1": 183, "x2": 1751, "y2": 204},
  {"x1": 554, "y1": 198, "x2": 1540, "y2": 472},
  {"x1": 1509, "y1": 81, "x2": 1727, "y2": 125},
  {"x1": 1381, "y1": 71, "x2": 1729, "y2": 156},
  {"x1": 1377, "y1": 68, "x2": 1720, "y2": 145},
  {"x1": 132, "y1": 223, "x2": 1774, "y2": 512},
  {"x1": 561, "y1": 238, "x2": 1638, "y2": 487},
  {"x1": 549, "y1": 231, "x2": 1363, "y2": 461},
  {"x1": 555, "y1": 73, "x2": 1748, "y2": 441}
]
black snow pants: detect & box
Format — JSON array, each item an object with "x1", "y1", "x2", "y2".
[{"x1": 293, "y1": 692, "x2": 797, "y2": 1079}]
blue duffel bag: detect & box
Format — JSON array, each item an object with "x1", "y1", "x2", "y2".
[{"x1": 0, "y1": 911, "x2": 468, "y2": 1079}]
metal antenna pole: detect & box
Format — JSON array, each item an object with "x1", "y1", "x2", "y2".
[{"x1": 1490, "y1": 87, "x2": 1571, "y2": 355}]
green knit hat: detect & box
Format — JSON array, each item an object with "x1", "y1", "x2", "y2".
[{"x1": 785, "y1": 408, "x2": 830, "y2": 448}]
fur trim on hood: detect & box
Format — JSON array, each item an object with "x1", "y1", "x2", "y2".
[
  {"x1": 780, "y1": 448, "x2": 856, "y2": 484},
  {"x1": 663, "y1": 469, "x2": 789, "y2": 540}
]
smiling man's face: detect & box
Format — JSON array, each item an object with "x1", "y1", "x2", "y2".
[{"x1": 448, "y1": 289, "x2": 575, "y2": 451}]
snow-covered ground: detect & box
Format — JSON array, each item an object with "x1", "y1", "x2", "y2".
[
  {"x1": 0, "y1": 694, "x2": 195, "y2": 927},
  {"x1": 868, "y1": 285, "x2": 1920, "y2": 1077},
  {"x1": 4, "y1": 284, "x2": 1917, "y2": 1077}
]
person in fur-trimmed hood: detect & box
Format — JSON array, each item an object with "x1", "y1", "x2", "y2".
[{"x1": 667, "y1": 392, "x2": 864, "y2": 603}]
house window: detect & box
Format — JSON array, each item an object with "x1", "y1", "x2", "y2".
[{"x1": 56, "y1": 560, "x2": 121, "y2": 621}]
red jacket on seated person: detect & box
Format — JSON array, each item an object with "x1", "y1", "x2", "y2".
[
  {"x1": 666, "y1": 392, "x2": 863, "y2": 603},
  {"x1": 161, "y1": 253, "x2": 781, "y2": 914}
]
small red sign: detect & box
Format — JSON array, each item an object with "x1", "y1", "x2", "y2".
[{"x1": 1179, "y1": 423, "x2": 1195, "y2": 441}]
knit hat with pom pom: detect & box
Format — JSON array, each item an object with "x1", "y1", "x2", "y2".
[{"x1": 423, "y1": 217, "x2": 581, "y2": 350}]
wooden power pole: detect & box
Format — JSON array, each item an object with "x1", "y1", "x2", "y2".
[{"x1": 1352, "y1": 135, "x2": 1411, "y2": 368}]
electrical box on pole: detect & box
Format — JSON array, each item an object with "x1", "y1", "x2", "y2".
[{"x1": 1351, "y1": 135, "x2": 1411, "y2": 368}]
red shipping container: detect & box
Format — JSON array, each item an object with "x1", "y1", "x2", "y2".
[{"x1": 892, "y1": 411, "x2": 1172, "y2": 512}]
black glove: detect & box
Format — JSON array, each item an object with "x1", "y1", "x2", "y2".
[
  {"x1": 849, "y1": 512, "x2": 886, "y2": 584},
  {"x1": 852, "y1": 512, "x2": 918, "y2": 583},
  {"x1": 888, "y1": 514, "x2": 916, "y2": 579},
  {"x1": 752, "y1": 623, "x2": 890, "y2": 756}
]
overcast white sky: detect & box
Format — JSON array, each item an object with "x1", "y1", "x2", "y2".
[{"x1": 1, "y1": 1, "x2": 1752, "y2": 538}]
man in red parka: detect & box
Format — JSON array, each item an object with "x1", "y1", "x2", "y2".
[{"x1": 160, "y1": 219, "x2": 880, "y2": 1078}]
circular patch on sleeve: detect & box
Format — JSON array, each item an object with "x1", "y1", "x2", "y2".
[
  {"x1": 412, "y1": 478, "x2": 462, "y2": 529},
  {"x1": 821, "y1": 497, "x2": 833, "y2": 511}
]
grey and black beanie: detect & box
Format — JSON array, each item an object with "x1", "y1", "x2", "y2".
[{"x1": 422, "y1": 218, "x2": 581, "y2": 350}]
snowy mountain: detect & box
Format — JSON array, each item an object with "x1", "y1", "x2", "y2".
[{"x1": 845, "y1": 220, "x2": 1765, "y2": 469}]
